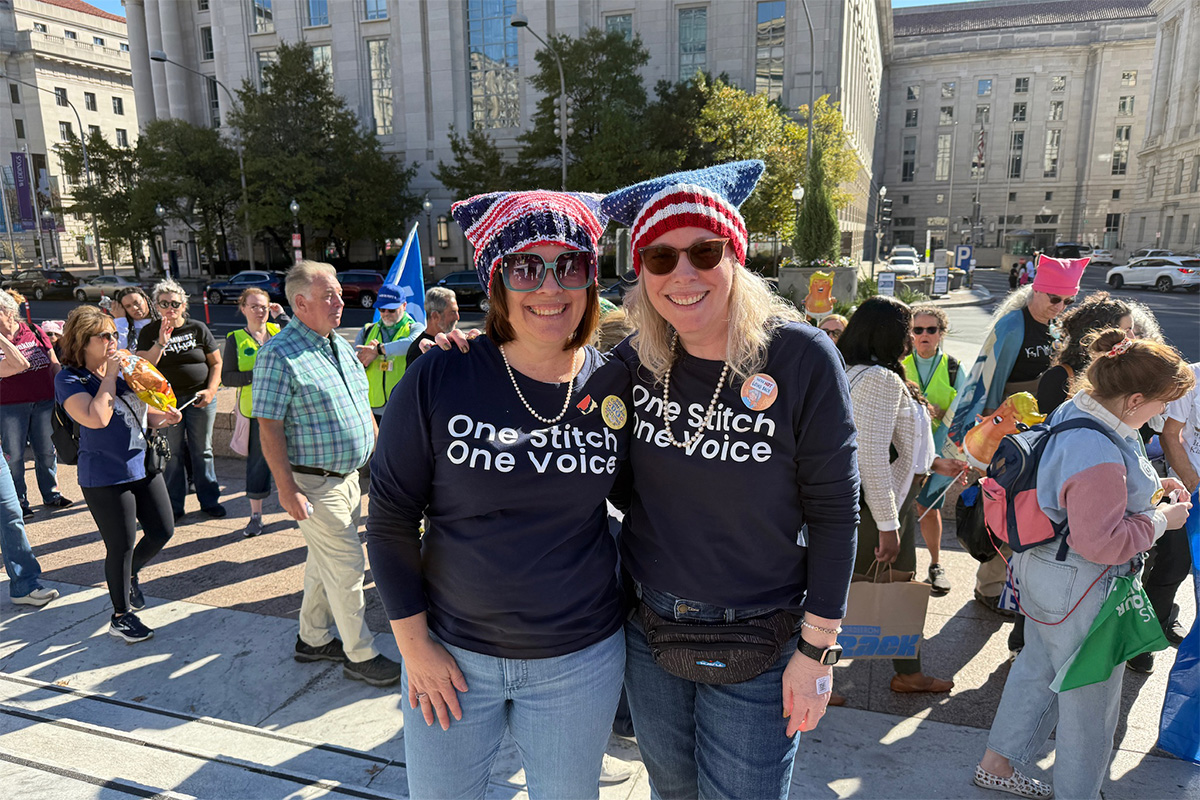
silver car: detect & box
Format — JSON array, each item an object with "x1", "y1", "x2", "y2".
[{"x1": 73, "y1": 275, "x2": 144, "y2": 302}]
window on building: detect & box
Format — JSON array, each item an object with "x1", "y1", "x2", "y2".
[
  {"x1": 14, "y1": 119, "x2": 25, "y2": 139},
  {"x1": 1051, "y1": 75, "x2": 1066, "y2": 92},
  {"x1": 605, "y1": 14, "x2": 633, "y2": 42},
  {"x1": 1014, "y1": 77, "x2": 1029, "y2": 94},
  {"x1": 1042, "y1": 129, "x2": 1061, "y2": 177},
  {"x1": 1048, "y1": 100, "x2": 1064, "y2": 121},
  {"x1": 1008, "y1": 192, "x2": 1017, "y2": 202},
  {"x1": 1009, "y1": 131, "x2": 1024, "y2": 179},
  {"x1": 902, "y1": 136, "x2": 917, "y2": 182},
  {"x1": 198, "y1": 0, "x2": 209, "y2": 9},
  {"x1": 64, "y1": 30, "x2": 77, "y2": 40},
  {"x1": 87, "y1": 124, "x2": 100, "y2": 138},
  {"x1": 1034, "y1": 214, "x2": 1058, "y2": 225},
  {"x1": 1111, "y1": 125, "x2": 1130, "y2": 176},
  {"x1": 941, "y1": 81, "x2": 955, "y2": 98},
  {"x1": 256, "y1": 50, "x2": 277, "y2": 88},
  {"x1": 200, "y1": 26, "x2": 214, "y2": 60},
  {"x1": 1137, "y1": 216, "x2": 1146, "y2": 241},
  {"x1": 84, "y1": 92, "x2": 96, "y2": 111},
  {"x1": 1108, "y1": 189, "x2": 1120, "y2": 201},
  {"x1": 311, "y1": 44, "x2": 332, "y2": 80},
  {"x1": 112, "y1": 96, "x2": 124, "y2": 115},
  {"x1": 1192, "y1": 156, "x2": 1200, "y2": 192},
  {"x1": 33, "y1": 22, "x2": 46, "y2": 33},
  {"x1": 468, "y1": 0, "x2": 519, "y2": 129},
  {"x1": 93, "y1": 36, "x2": 105, "y2": 47},
  {"x1": 936, "y1": 194, "x2": 945, "y2": 204},
  {"x1": 977, "y1": 79, "x2": 992, "y2": 96},
  {"x1": 306, "y1": 0, "x2": 329, "y2": 26},
  {"x1": 365, "y1": 0, "x2": 387, "y2": 21},
  {"x1": 367, "y1": 39, "x2": 393, "y2": 135},
  {"x1": 935, "y1": 133, "x2": 951, "y2": 181},
  {"x1": 1181, "y1": 215, "x2": 1190, "y2": 248},
  {"x1": 1175, "y1": 158, "x2": 1185, "y2": 194},
  {"x1": 8, "y1": 84, "x2": 17, "y2": 104},
  {"x1": 939, "y1": 106, "x2": 953, "y2": 125},
  {"x1": 1164, "y1": 216, "x2": 1173, "y2": 247},
  {"x1": 906, "y1": 85, "x2": 920, "y2": 101},
  {"x1": 207, "y1": 77, "x2": 221, "y2": 128},
  {"x1": 252, "y1": 0, "x2": 273, "y2": 33},
  {"x1": 755, "y1": 1, "x2": 785, "y2": 101},
  {"x1": 59, "y1": 121, "x2": 73, "y2": 141},
  {"x1": 115, "y1": 128, "x2": 128, "y2": 148},
  {"x1": 1045, "y1": 191, "x2": 1053, "y2": 201},
  {"x1": 53, "y1": 87, "x2": 67, "y2": 106},
  {"x1": 1147, "y1": 166, "x2": 1156, "y2": 197},
  {"x1": 904, "y1": 108, "x2": 918, "y2": 128},
  {"x1": 976, "y1": 104, "x2": 990, "y2": 124},
  {"x1": 893, "y1": 217, "x2": 916, "y2": 228},
  {"x1": 1121, "y1": 71, "x2": 1137, "y2": 87},
  {"x1": 1003, "y1": 215, "x2": 1022, "y2": 225},
  {"x1": 120, "y1": 43, "x2": 129, "y2": 52},
  {"x1": 1010, "y1": 102, "x2": 1027, "y2": 123},
  {"x1": 678, "y1": 7, "x2": 707, "y2": 79},
  {"x1": 1117, "y1": 96, "x2": 1134, "y2": 116},
  {"x1": 902, "y1": 195, "x2": 909, "y2": 204}
]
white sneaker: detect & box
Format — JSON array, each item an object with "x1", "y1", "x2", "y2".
[
  {"x1": 599, "y1": 754, "x2": 634, "y2": 785},
  {"x1": 12, "y1": 587, "x2": 59, "y2": 607}
]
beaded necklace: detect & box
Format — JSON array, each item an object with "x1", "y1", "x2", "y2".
[
  {"x1": 661, "y1": 334, "x2": 729, "y2": 450},
  {"x1": 499, "y1": 344, "x2": 580, "y2": 425}
]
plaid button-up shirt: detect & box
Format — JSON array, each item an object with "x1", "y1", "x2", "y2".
[{"x1": 252, "y1": 318, "x2": 374, "y2": 474}]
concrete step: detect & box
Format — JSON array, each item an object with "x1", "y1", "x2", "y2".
[{"x1": 0, "y1": 672, "x2": 407, "y2": 799}]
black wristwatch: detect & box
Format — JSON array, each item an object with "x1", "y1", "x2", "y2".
[{"x1": 797, "y1": 638, "x2": 843, "y2": 665}]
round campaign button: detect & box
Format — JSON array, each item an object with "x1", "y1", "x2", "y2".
[
  {"x1": 601, "y1": 395, "x2": 627, "y2": 430},
  {"x1": 740, "y1": 373, "x2": 778, "y2": 411}
]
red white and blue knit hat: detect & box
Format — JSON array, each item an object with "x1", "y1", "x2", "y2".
[
  {"x1": 601, "y1": 160, "x2": 765, "y2": 275},
  {"x1": 450, "y1": 191, "x2": 608, "y2": 292}
]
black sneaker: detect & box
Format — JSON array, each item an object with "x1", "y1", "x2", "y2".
[
  {"x1": 45, "y1": 495, "x2": 74, "y2": 509},
  {"x1": 1163, "y1": 619, "x2": 1185, "y2": 646},
  {"x1": 21, "y1": 504, "x2": 33, "y2": 519},
  {"x1": 294, "y1": 636, "x2": 347, "y2": 663},
  {"x1": 129, "y1": 574, "x2": 145, "y2": 611},
  {"x1": 109, "y1": 613, "x2": 154, "y2": 644},
  {"x1": 343, "y1": 654, "x2": 402, "y2": 687},
  {"x1": 1126, "y1": 651, "x2": 1154, "y2": 674},
  {"x1": 201, "y1": 505, "x2": 227, "y2": 518}
]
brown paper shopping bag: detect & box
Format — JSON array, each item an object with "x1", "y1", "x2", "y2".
[{"x1": 837, "y1": 562, "x2": 931, "y2": 660}]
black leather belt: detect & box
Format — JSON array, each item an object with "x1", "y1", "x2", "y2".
[{"x1": 290, "y1": 463, "x2": 352, "y2": 479}]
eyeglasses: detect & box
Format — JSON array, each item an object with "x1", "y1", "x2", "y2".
[
  {"x1": 912, "y1": 326, "x2": 942, "y2": 335},
  {"x1": 92, "y1": 331, "x2": 118, "y2": 342},
  {"x1": 157, "y1": 300, "x2": 183, "y2": 309},
  {"x1": 499, "y1": 251, "x2": 597, "y2": 293},
  {"x1": 245, "y1": 305, "x2": 269, "y2": 313},
  {"x1": 1046, "y1": 295, "x2": 1076, "y2": 307},
  {"x1": 638, "y1": 238, "x2": 730, "y2": 276},
  {"x1": 820, "y1": 327, "x2": 843, "y2": 339}
]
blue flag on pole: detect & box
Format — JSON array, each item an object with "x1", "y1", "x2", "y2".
[{"x1": 377, "y1": 222, "x2": 426, "y2": 324}]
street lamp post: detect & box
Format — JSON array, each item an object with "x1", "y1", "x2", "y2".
[
  {"x1": 289, "y1": 198, "x2": 301, "y2": 263},
  {"x1": 511, "y1": 13, "x2": 569, "y2": 191},
  {"x1": 4, "y1": 73, "x2": 104, "y2": 273},
  {"x1": 422, "y1": 195, "x2": 433, "y2": 255},
  {"x1": 155, "y1": 203, "x2": 167, "y2": 275},
  {"x1": 791, "y1": 183, "x2": 805, "y2": 262},
  {"x1": 41, "y1": 210, "x2": 58, "y2": 265},
  {"x1": 873, "y1": 185, "x2": 887, "y2": 280},
  {"x1": 150, "y1": 50, "x2": 253, "y2": 274}
]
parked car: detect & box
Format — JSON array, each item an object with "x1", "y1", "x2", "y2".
[
  {"x1": 1, "y1": 268, "x2": 79, "y2": 300},
  {"x1": 886, "y1": 255, "x2": 920, "y2": 276},
  {"x1": 436, "y1": 270, "x2": 490, "y2": 312},
  {"x1": 337, "y1": 270, "x2": 385, "y2": 308},
  {"x1": 1106, "y1": 256, "x2": 1200, "y2": 293},
  {"x1": 1046, "y1": 242, "x2": 1088, "y2": 259},
  {"x1": 1088, "y1": 248, "x2": 1115, "y2": 266},
  {"x1": 73, "y1": 275, "x2": 145, "y2": 302},
  {"x1": 1127, "y1": 248, "x2": 1176, "y2": 261},
  {"x1": 203, "y1": 270, "x2": 286, "y2": 305},
  {"x1": 890, "y1": 245, "x2": 920, "y2": 261}
]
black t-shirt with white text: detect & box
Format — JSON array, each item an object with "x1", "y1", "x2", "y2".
[
  {"x1": 1006, "y1": 306, "x2": 1053, "y2": 384},
  {"x1": 136, "y1": 319, "x2": 218, "y2": 401}
]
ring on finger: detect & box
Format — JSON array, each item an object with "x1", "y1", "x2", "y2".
[{"x1": 416, "y1": 692, "x2": 429, "y2": 701}]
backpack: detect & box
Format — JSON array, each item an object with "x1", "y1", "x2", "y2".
[
  {"x1": 979, "y1": 417, "x2": 1124, "y2": 561},
  {"x1": 51, "y1": 402, "x2": 81, "y2": 465}
]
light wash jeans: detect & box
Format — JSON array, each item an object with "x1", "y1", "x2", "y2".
[
  {"x1": 0, "y1": 453, "x2": 45, "y2": 598},
  {"x1": 401, "y1": 628, "x2": 624, "y2": 800},
  {"x1": 624, "y1": 584, "x2": 802, "y2": 800},
  {"x1": 0, "y1": 399, "x2": 61, "y2": 508},
  {"x1": 986, "y1": 545, "x2": 1136, "y2": 800}
]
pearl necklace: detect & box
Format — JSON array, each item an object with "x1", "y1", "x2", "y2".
[
  {"x1": 499, "y1": 344, "x2": 580, "y2": 425},
  {"x1": 661, "y1": 335, "x2": 730, "y2": 450}
]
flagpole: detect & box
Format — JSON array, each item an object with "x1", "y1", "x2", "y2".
[{"x1": 971, "y1": 120, "x2": 986, "y2": 288}]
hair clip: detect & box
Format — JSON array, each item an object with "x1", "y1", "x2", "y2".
[{"x1": 1106, "y1": 338, "x2": 1133, "y2": 358}]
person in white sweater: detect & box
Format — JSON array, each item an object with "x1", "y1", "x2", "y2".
[{"x1": 838, "y1": 296, "x2": 967, "y2": 697}]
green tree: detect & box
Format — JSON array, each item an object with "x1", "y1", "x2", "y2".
[
  {"x1": 434, "y1": 126, "x2": 518, "y2": 200},
  {"x1": 641, "y1": 75, "x2": 721, "y2": 174},
  {"x1": 230, "y1": 41, "x2": 420, "y2": 262},
  {"x1": 794, "y1": 138, "x2": 840, "y2": 264}
]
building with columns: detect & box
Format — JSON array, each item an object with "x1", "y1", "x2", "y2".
[
  {"x1": 1, "y1": 0, "x2": 135, "y2": 268},
  {"x1": 1129, "y1": 0, "x2": 1200, "y2": 254},
  {"x1": 125, "y1": 0, "x2": 887, "y2": 273}
]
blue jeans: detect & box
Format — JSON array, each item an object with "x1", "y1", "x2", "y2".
[
  {"x1": 0, "y1": 453, "x2": 45, "y2": 598},
  {"x1": 0, "y1": 399, "x2": 60, "y2": 507},
  {"x1": 624, "y1": 584, "x2": 801, "y2": 800},
  {"x1": 401, "y1": 629, "x2": 625, "y2": 800},
  {"x1": 164, "y1": 401, "x2": 220, "y2": 515},
  {"x1": 246, "y1": 418, "x2": 272, "y2": 500},
  {"x1": 986, "y1": 546, "x2": 1135, "y2": 800}
]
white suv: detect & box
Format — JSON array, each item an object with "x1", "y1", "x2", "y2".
[{"x1": 1107, "y1": 256, "x2": 1200, "y2": 293}]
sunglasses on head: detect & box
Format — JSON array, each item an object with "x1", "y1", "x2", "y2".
[
  {"x1": 499, "y1": 251, "x2": 597, "y2": 293},
  {"x1": 638, "y1": 238, "x2": 730, "y2": 276},
  {"x1": 1046, "y1": 294, "x2": 1076, "y2": 307},
  {"x1": 912, "y1": 325, "x2": 942, "y2": 335},
  {"x1": 157, "y1": 300, "x2": 183, "y2": 309},
  {"x1": 93, "y1": 331, "x2": 118, "y2": 342}
]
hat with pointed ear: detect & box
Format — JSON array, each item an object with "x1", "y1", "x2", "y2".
[
  {"x1": 1032, "y1": 254, "x2": 1089, "y2": 296},
  {"x1": 601, "y1": 160, "x2": 765, "y2": 274},
  {"x1": 450, "y1": 191, "x2": 608, "y2": 292}
]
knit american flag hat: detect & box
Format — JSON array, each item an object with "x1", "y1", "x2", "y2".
[
  {"x1": 601, "y1": 160, "x2": 765, "y2": 275},
  {"x1": 450, "y1": 191, "x2": 608, "y2": 292}
]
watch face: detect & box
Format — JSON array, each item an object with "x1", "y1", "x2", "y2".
[{"x1": 822, "y1": 644, "x2": 844, "y2": 665}]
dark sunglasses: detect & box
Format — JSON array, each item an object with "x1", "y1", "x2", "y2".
[
  {"x1": 499, "y1": 251, "x2": 597, "y2": 293},
  {"x1": 1046, "y1": 295, "x2": 1076, "y2": 307},
  {"x1": 638, "y1": 238, "x2": 730, "y2": 276},
  {"x1": 157, "y1": 300, "x2": 184, "y2": 309},
  {"x1": 912, "y1": 326, "x2": 942, "y2": 335},
  {"x1": 92, "y1": 331, "x2": 118, "y2": 342},
  {"x1": 820, "y1": 327, "x2": 843, "y2": 339}
]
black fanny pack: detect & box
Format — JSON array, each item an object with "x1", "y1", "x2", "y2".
[{"x1": 638, "y1": 601, "x2": 796, "y2": 685}]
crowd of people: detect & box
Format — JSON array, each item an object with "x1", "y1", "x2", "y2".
[{"x1": 0, "y1": 158, "x2": 1197, "y2": 800}]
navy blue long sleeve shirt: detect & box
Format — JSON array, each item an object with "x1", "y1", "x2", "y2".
[
  {"x1": 614, "y1": 322, "x2": 860, "y2": 618},
  {"x1": 365, "y1": 337, "x2": 631, "y2": 659}
]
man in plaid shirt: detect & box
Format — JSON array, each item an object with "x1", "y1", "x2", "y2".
[{"x1": 254, "y1": 261, "x2": 401, "y2": 687}]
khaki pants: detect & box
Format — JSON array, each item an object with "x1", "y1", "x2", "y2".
[
  {"x1": 975, "y1": 542, "x2": 1013, "y2": 597},
  {"x1": 293, "y1": 470, "x2": 379, "y2": 664}
]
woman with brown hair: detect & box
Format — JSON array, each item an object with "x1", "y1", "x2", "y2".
[
  {"x1": 55, "y1": 306, "x2": 182, "y2": 643},
  {"x1": 975, "y1": 329, "x2": 1194, "y2": 800},
  {"x1": 1036, "y1": 291, "x2": 1131, "y2": 415}
]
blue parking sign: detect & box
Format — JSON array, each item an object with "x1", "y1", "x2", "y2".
[{"x1": 955, "y1": 245, "x2": 973, "y2": 269}]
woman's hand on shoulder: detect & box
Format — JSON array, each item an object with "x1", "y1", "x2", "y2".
[{"x1": 421, "y1": 328, "x2": 482, "y2": 355}]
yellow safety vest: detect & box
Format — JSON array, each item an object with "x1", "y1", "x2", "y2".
[
  {"x1": 229, "y1": 324, "x2": 279, "y2": 417},
  {"x1": 903, "y1": 352, "x2": 957, "y2": 432},
  {"x1": 364, "y1": 317, "x2": 413, "y2": 410}
]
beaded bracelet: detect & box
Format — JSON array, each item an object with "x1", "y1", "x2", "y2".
[{"x1": 801, "y1": 619, "x2": 842, "y2": 636}]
